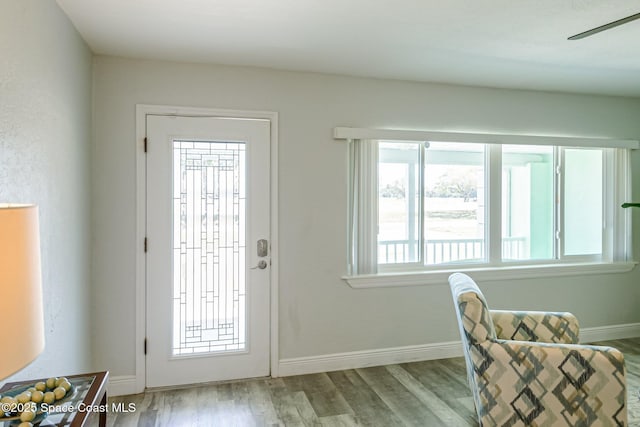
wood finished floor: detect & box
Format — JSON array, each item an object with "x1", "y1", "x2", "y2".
[{"x1": 107, "y1": 337, "x2": 640, "y2": 427}]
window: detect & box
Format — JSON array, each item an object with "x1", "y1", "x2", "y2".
[
  {"x1": 502, "y1": 145, "x2": 554, "y2": 261},
  {"x1": 378, "y1": 141, "x2": 486, "y2": 266},
  {"x1": 346, "y1": 131, "x2": 633, "y2": 279}
]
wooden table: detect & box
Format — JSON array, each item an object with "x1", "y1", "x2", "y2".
[{"x1": 0, "y1": 371, "x2": 109, "y2": 426}]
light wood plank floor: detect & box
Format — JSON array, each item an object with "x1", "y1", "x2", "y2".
[{"x1": 107, "y1": 337, "x2": 640, "y2": 426}]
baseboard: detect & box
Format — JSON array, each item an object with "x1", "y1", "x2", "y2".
[
  {"x1": 277, "y1": 322, "x2": 640, "y2": 378},
  {"x1": 112, "y1": 325, "x2": 640, "y2": 387},
  {"x1": 581, "y1": 322, "x2": 640, "y2": 343},
  {"x1": 278, "y1": 340, "x2": 464, "y2": 377},
  {"x1": 108, "y1": 375, "x2": 138, "y2": 397}
]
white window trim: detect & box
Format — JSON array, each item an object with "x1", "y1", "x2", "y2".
[
  {"x1": 334, "y1": 127, "x2": 640, "y2": 149},
  {"x1": 339, "y1": 127, "x2": 637, "y2": 288},
  {"x1": 343, "y1": 261, "x2": 637, "y2": 288}
]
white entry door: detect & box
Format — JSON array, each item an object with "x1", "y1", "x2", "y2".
[{"x1": 146, "y1": 115, "x2": 271, "y2": 388}]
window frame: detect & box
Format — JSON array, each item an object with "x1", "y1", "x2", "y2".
[{"x1": 339, "y1": 127, "x2": 637, "y2": 286}]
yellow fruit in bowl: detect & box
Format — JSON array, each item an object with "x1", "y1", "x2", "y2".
[
  {"x1": 20, "y1": 409, "x2": 36, "y2": 422},
  {"x1": 16, "y1": 392, "x2": 31, "y2": 404},
  {"x1": 34, "y1": 382, "x2": 46, "y2": 392},
  {"x1": 18, "y1": 422, "x2": 33, "y2": 427},
  {"x1": 0, "y1": 396, "x2": 16, "y2": 405},
  {"x1": 45, "y1": 377, "x2": 58, "y2": 390},
  {"x1": 27, "y1": 387, "x2": 36, "y2": 393},
  {"x1": 30, "y1": 391, "x2": 44, "y2": 404},
  {"x1": 59, "y1": 380, "x2": 72, "y2": 392},
  {"x1": 45, "y1": 378, "x2": 57, "y2": 389},
  {"x1": 53, "y1": 387, "x2": 66, "y2": 400},
  {"x1": 43, "y1": 392, "x2": 55, "y2": 405},
  {"x1": 55, "y1": 377, "x2": 69, "y2": 388}
]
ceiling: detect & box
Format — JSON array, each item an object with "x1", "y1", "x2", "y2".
[{"x1": 56, "y1": 0, "x2": 640, "y2": 97}]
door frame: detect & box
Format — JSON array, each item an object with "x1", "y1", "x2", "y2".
[{"x1": 135, "y1": 104, "x2": 279, "y2": 393}]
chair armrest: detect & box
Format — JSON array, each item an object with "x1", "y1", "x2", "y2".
[
  {"x1": 491, "y1": 309, "x2": 580, "y2": 344},
  {"x1": 472, "y1": 340, "x2": 626, "y2": 426}
]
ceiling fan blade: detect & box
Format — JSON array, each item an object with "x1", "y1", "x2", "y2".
[{"x1": 568, "y1": 12, "x2": 640, "y2": 40}]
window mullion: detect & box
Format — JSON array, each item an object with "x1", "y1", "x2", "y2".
[
  {"x1": 602, "y1": 149, "x2": 612, "y2": 260},
  {"x1": 419, "y1": 142, "x2": 426, "y2": 266},
  {"x1": 407, "y1": 157, "x2": 417, "y2": 262},
  {"x1": 555, "y1": 147, "x2": 562, "y2": 260},
  {"x1": 488, "y1": 144, "x2": 502, "y2": 264}
]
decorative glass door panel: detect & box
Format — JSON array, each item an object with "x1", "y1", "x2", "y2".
[{"x1": 172, "y1": 141, "x2": 247, "y2": 356}]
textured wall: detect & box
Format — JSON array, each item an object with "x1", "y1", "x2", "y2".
[
  {"x1": 0, "y1": 0, "x2": 92, "y2": 382},
  {"x1": 92, "y1": 56, "x2": 640, "y2": 378}
]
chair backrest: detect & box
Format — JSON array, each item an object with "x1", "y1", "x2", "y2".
[
  {"x1": 449, "y1": 272, "x2": 496, "y2": 345},
  {"x1": 449, "y1": 272, "x2": 496, "y2": 418}
]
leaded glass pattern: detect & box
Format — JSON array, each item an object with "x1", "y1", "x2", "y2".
[{"x1": 172, "y1": 140, "x2": 246, "y2": 356}]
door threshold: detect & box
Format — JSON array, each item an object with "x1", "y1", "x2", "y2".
[{"x1": 144, "y1": 375, "x2": 272, "y2": 393}]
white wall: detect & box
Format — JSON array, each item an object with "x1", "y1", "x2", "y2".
[
  {"x1": 0, "y1": 0, "x2": 93, "y2": 382},
  {"x1": 92, "y1": 56, "x2": 640, "y2": 378}
]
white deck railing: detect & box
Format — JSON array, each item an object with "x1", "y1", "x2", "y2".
[{"x1": 379, "y1": 237, "x2": 527, "y2": 264}]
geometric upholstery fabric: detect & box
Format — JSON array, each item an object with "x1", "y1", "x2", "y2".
[
  {"x1": 449, "y1": 273, "x2": 627, "y2": 426},
  {"x1": 492, "y1": 310, "x2": 580, "y2": 344}
]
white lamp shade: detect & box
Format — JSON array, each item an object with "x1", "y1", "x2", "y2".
[{"x1": 0, "y1": 204, "x2": 45, "y2": 380}]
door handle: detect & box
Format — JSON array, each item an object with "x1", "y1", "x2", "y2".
[
  {"x1": 251, "y1": 239, "x2": 269, "y2": 269},
  {"x1": 250, "y1": 260, "x2": 268, "y2": 270}
]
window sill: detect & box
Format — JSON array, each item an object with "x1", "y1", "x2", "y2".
[{"x1": 343, "y1": 261, "x2": 637, "y2": 289}]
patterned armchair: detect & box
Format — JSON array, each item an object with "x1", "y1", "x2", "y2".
[{"x1": 449, "y1": 273, "x2": 627, "y2": 426}]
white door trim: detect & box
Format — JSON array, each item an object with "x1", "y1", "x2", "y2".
[{"x1": 135, "y1": 104, "x2": 279, "y2": 393}]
